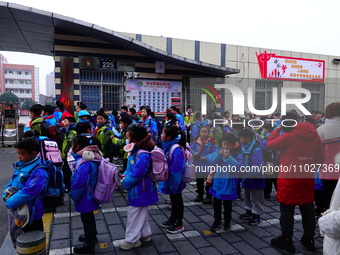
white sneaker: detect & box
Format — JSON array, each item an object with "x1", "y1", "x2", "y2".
[
  {"x1": 140, "y1": 236, "x2": 152, "y2": 242},
  {"x1": 119, "y1": 240, "x2": 141, "y2": 250}
]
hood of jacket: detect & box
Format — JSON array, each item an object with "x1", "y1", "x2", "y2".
[
  {"x1": 134, "y1": 133, "x2": 155, "y2": 152},
  {"x1": 76, "y1": 145, "x2": 102, "y2": 160},
  {"x1": 290, "y1": 122, "x2": 318, "y2": 140}
]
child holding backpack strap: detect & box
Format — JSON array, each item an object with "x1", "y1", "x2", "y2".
[
  {"x1": 159, "y1": 126, "x2": 186, "y2": 234},
  {"x1": 70, "y1": 135, "x2": 101, "y2": 254},
  {"x1": 120, "y1": 125, "x2": 158, "y2": 250},
  {"x1": 2, "y1": 138, "x2": 48, "y2": 248}
]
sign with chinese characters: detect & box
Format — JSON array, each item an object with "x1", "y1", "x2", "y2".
[
  {"x1": 125, "y1": 80, "x2": 182, "y2": 114},
  {"x1": 257, "y1": 51, "x2": 325, "y2": 83}
]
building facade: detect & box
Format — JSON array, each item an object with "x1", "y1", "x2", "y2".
[
  {"x1": 45, "y1": 71, "x2": 55, "y2": 98},
  {"x1": 118, "y1": 33, "x2": 339, "y2": 115},
  {"x1": 0, "y1": 55, "x2": 37, "y2": 104}
]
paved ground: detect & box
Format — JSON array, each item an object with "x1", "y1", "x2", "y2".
[{"x1": 0, "y1": 157, "x2": 324, "y2": 255}]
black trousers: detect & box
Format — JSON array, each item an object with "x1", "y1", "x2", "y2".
[
  {"x1": 264, "y1": 178, "x2": 277, "y2": 195},
  {"x1": 280, "y1": 203, "x2": 315, "y2": 238},
  {"x1": 322, "y1": 179, "x2": 338, "y2": 209},
  {"x1": 80, "y1": 211, "x2": 98, "y2": 245},
  {"x1": 23, "y1": 218, "x2": 44, "y2": 233},
  {"x1": 170, "y1": 193, "x2": 184, "y2": 225},
  {"x1": 213, "y1": 198, "x2": 232, "y2": 227},
  {"x1": 62, "y1": 158, "x2": 72, "y2": 190},
  {"x1": 196, "y1": 178, "x2": 210, "y2": 195}
]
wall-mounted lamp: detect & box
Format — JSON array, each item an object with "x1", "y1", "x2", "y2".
[
  {"x1": 333, "y1": 58, "x2": 340, "y2": 64},
  {"x1": 125, "y1": 72, "x2": 140, "y2": 79}
]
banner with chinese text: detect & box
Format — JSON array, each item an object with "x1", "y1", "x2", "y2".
[
  {"x1": 125, "y1": 80, "x2": 182, "y2": 114},
  {"x1": 257, "y1": 51, "x2": 325, "y2": 83}
]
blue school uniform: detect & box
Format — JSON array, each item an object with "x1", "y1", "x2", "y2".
[
  {"x1": 2, "y1": 157, "x2": 48, "y2": 224},
  {"x1": 240, "y1": 140, "x2": 266, "y2": 189},
  {"x1": 206, "y1": 149, "x2": 242, "y2": 200},
  {"x1": 70, "y1": 154, "x2": 100, "y2": 213},
  {"x1": 190, "y1": 137, "x2": 219, "y2": 172},
  {"x1": 122, "y1": 148, "x2": 158, "y2": 207},
  {"x1": 158, "y1": 139, "x2": 186, "y2": 194}
]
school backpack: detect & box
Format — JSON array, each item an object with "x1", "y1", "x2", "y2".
[
  {"x1": 32, "y1": 120, "x2": 58, "y2": 141},
  {"x1": 40, "y1": 160, "x2": 65, "y2": 209},
  {"x1": 38, "y1": 139, "x2": 63, "y2": 167},
  {"x1": 75, "y1": 157, "x2": 119, "y2": 204},
  {"x1": 169, "y1": 143, "x2": 195, "y2": 183},
  {"x1": 137, "y1": 146, "x2": 168, "y2": 182}
]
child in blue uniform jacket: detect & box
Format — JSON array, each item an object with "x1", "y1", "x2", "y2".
[
  {"x1": 238, "y1": 128, "x2": 266, "y2": 226},
  {"x1": 70, "y1": 135, "x2": 101, "y2": 254},
  {"x1": 2, "y1": 138, "x2": 48, "y2": 247},
  {"x1": 159, "y1": 126, "x2": 186, "y2": 234},
  {"x1": 204, "y1": 134, "x2": 242, "y2": 231},
  {"x1": 191, "y1": 126, "x2": 219, "y2": 203},
  {"x1": 119, "y1": 125, "x2": 158, "y2": 250}
]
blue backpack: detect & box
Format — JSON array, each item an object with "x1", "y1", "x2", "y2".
[{"x1": 40, "y1": 160, "x2": 65, "y2": 209}]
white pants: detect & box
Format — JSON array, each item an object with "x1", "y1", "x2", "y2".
[
  {"x1": 244, "y1": 188, "x2": 264, "y2": 215},
  {"x1": 125, "y1": 206, "x2": 152, "y2": 243}
]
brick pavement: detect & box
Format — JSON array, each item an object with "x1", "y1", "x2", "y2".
[{"x1": 1, "y1": 157, "x2": 324, "y2": 254}]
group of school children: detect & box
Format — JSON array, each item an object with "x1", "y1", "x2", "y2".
[{"x1": 4, "y1": 100, "x2": 340, "y2": 254}]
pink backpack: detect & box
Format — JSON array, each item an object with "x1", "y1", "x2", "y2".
[
  {"x1": 38, "y1": 139, "x2": 63, "y2": 167},
  {"x1": 169, "y1": 143, "x2": 195, "y2": 183},
  {"x1": 137, "y1": 147, "x2": 168, "y2": 182},
  {"x1": 76, "y1": 157, "x2": 119, "y2": 204}
]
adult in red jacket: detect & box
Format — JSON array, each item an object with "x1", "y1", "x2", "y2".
[{"x1": 266, "y1": 113, "x2": 324, "y2": 254}]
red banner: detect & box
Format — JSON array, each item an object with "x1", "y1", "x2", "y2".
[{"x1": 257, "y1": 51, "x2": 325, "y2": 83}]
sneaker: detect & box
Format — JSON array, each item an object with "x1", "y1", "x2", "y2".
[
  {"x1": 223, "y1": 225, "x2": 231, "y2": 231},
  {"x1": 202, "y1": 195, "x2": 212, "y2": 204},
  {"x1": 78, "y1": 234, "x2": 98, "y2": 244},
  {"x1": 239, "y1": 210, "x2": 252, "y2": 220},
  {"x1": 73, "y1": 243, "x2": 95, "y2": 254},
  {"x1": 161, "y1": 218, "x2": 174, "y2": 228},
  {"x1": 248, "y1": 216, "x2": 262, "y2": 226},
  {"x1": 140, "y1": 236, "x2": 152, "y2": 243},
  {"x1": 271, "y1": 235, "x2": 296, "y2": 254},
  {"x1": 300, "y1": 235, "x2": 316, "y2": 252},
  {"x1": 194, "y1": 194, "x2": 203, "y2": 202},
  {"x1": 210, "y1": 221, "x2": 222, "y2": 231},
  {"x1": 119, "y1": 240, "x2": 141, "y2": 250},
  {"x1": 167, "y1": 224, "x2": 185, "y2": 234}
]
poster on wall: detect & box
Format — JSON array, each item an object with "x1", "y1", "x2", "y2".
[
  {"x1": 125, "y1": 80, "x2": 182, "y2": 114},
  {"x1": 257, "y1": 51, "x2": 325, "y2": 83}
]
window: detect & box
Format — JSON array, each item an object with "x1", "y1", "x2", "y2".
[
  {"x1": 9, "y1": 80, "x2": 14, "y2": 84},
  {"x1": 302, "y1": 82, "x2": 325, "y2": 112},
  {"x1": 17, "y1": 71, "x2": 22, "y2": 75},
  {"x1": 25, "y1": 71, "x2": 29, "y2": 75},
  {"x1": 19, "y1": 80, "x2": 24, "y2": 84},
  {"x1": 25, "y1": 80, "x2": 31, "y2": 84},
  {"x1": 80, "y1": 70, "x2": 124, "y2": 111},
  {"x1": 5, "y1": 79, "x2": 8, "y2": 83},
  {"x1": 4, "y1": 70, "x2": 7, "y2": 74},
  {"x1": 20, "y1": 90, "x2": 24, "y2": 94},
  {"x1": 255, "y1": 80, "x2": 283, "y2": 114},
  {"x1": 9, "y1": 70, "x2": 13, "y2": 75},
  {"x1": 25, "y1": 90, "x2": 31, "y2": 94}
]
